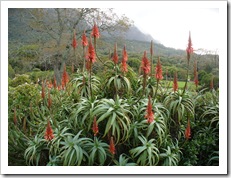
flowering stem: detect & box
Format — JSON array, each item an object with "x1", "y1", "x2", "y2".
[
  {"x1": 74, "y1": 48, "x2": 77, "y2": 68},
  {"x1": 89, "y1": 62, "x2": 93, "y2": 99},
  {"x1": 142, "y1": 74, "x2": 147, "y2": 96},
  {"x1": 182, "y1": 62, "x2": 190, "y2": 95},
  {"x1": 115, "y1": 65, "x2": 118, "y2": 98},
  {"x1": 153, "y1": 79, "x2": 159, "y2": 100},
  {"x1": 83, "y1": 46, "x2": 86, "y2": 72}
]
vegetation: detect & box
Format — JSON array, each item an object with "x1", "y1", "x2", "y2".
[{"x1": 8, "y1": 8, "x2": 219, "y2": 166}]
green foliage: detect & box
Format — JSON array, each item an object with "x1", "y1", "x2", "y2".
[
  {"x1": 59, "y1": 131, "x2": 90, "y2": 166},
  {"x1": 8, "y1": 64, "x2": 15, "y2": 78},
  {"x1": 113, "y1": 154, "x2": 136, "y2": 166},
  {"x1": 93, "y1": 95, "x2": 132, "y2": 144},
  {"x1": 24, "y1": 135, "x2": 47, "y2": 166},
  {"x1": 85, "y1": 137, "x2": 109, "y2": 165},
  {"x1": 9, "y1": 74, "x2": 31, "y2": 87},
  {"x1": 130, "y1": 135, "x2": 160, "y2": 166}
]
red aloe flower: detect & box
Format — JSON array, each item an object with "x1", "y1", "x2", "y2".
[
  {"x1": 92, "y1": 117, "x2": 99, "y2": 136},
  {"x1": 173, "y1": 72, "x2": 178, "y2": 92},
  {"x1": 81, "y1": 30, "x2": 88, "y2": 47},
  {"x1": 47, "y1": 81, "x2": 53, "y2": 89},
  {"x1": 91, "y1": 22, "x2": 100, "y2": 39},
  {"x1": 121, "y1": 45, "x2": 128, "y2": 73},
  {"x1": 86, "y1": 37, "x2": 96, "y2": 64},
  {"x1": 41, "y1": 81, "x2": 45, "y2": 100},
  {"x1": 62, "y1": 64, "x2": 69, "y2": 88},
  {"x1": 210, "y1": 76, "x2": 214, "y2": 90},
  {"x1": 155, "y1": 57, "x2": 163, "y2": 81},
  {"x1": 185, "y1": 119, "x2": 191, "y2": 140},
  {"x1": 109, "y1": 136, "x2": 116, "y2": 155},
  {"x1": 48, "y1": 90, "x2": 52, "y2": 109},
  {"x1": 141, "y1": 51, "x2": 150, "y2": 75},
  {"x1": 112, "y1": 43, "x2": 118, "y2": 65},
  {"x1": 14, "y1": 107, "x2": 17, "y2": 125},
  {"x1": 72, "y1": 29, "x2": 77, "y2": 49},
  {"x1": 57, "y1": 85, "x2": 62, "y2": 91},
  {"x1": 145, "y1": 96, "x2": 154, "y2": 123},
  {"x1": 44, "y1": 120, "x2": 54, "y2": 141},
  {"x1": 186, "y1": 31, "x2": 193, "y2": 61}
]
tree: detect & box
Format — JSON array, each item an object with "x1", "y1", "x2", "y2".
[{"x1": 9, "y1": 8, "x2": 132, "y2": 84}]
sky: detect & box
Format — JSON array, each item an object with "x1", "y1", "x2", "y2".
[{"x1": 114, "y1": 7, "x2": 219, "y2": 53}]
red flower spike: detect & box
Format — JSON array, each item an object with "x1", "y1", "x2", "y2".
[
  {"x1": 72, "y1": 29, "x2": 77, "y2": 49},
  {"x1": 14, "y1": 108, "x2": 17, "y2": 125},
  {"x1": 141, "y1": 51, "x2": 151, "y2": 75},
  {"x1": 145, "y1": 96, "x2": 154, "y2": 123},
  {"x1": 185, "y1": 119, "x2": 191, "y2": 140},
  {"x1": 91, "y1": 22, "x2": 100, "y2": 39},
  {"x1": 121, "y1": 45, "x2": 128, "y2": 73},
  {"x1": 82, "y1": 30, "x2": 88, "y2": 47},
  {"x1": 48, "y1": 90, "x2": 52, "y2": 109},
  {"x1": 92, "y1": 117, "x2": 99, "y2": 136},
  {"x1": 186, "y1": 31, "x2": 193, "y2": 61},
  {"x1": 44, "y1": 120, "x2": 54, "y2": 141},
  {"x1": 41, "y1": 81, "x2": 45, "y2": 100},
  {"x1": 109, "y1": 136, "x2": 116, "y2": 155},
  {"x1": 86, "y1": 37, "x2": 96, "y2": 64},
  {"x1": 112, "y1": 43, "x2": 119, "y2": 65},
  {"x1": 47, "y1": 81, "x2": 53, "y2": 89},
  {"x1": 62, "y1": 64, "x2": 69, "y2": 88},
  {"x1": 155, "y1": 57, "x2": 163, "y2": 81},
  {"x1": 173, "y1": 72, "x2": 178, "y2": 92},
  {"x1": 194, "y1": 72, "x2": 199, "y2": 87}
]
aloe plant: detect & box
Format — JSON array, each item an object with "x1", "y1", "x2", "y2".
[
  {"x1": 93, "y1": 95, "x2": 132, "y2": 144},
  {"x1": 85, "y1": 137, "x2": 109, "y2": 165},
  {"x1": 59, "y1": 130, "x2": 90, "y2": 166},
  {"x1": 130, "y1": 135, "x2": 160, "y2": 166},
  {"x1": 113, "y1": 154, "x2": 136, "y2": 166}
]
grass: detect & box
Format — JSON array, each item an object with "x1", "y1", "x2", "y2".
[{"x1": 162, "y1": 80, "x2": 197, "y2": 91}]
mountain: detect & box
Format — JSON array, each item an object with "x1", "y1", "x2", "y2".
[{"x1": 124, "y1": 26, "x2": 160, "y2": 44}]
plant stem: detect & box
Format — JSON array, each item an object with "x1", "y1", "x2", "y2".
[
  {"x1": 142, "y1": 74, "x2": 147, "y2": 96},
  {"x1": 153, "y1": 79, "x2": 159, "y2": 100},
  {"x1": 89, "y1": 62, "x2": 92, "y2": 99},
  {"x1": 182, "y1": 61, "x2": 190, "y2": 95}
]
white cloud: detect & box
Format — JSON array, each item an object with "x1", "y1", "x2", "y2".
[{"x1": 114, "y1": 7, "x2": 219, "y2": 51}]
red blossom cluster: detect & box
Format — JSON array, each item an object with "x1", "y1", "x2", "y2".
[
  {"x1": 91, "y1": 22, "x2": 100, "y2": 39},
  {"x1": 141, "y1": 51, "x2": 150, "y2": 75},
  {"x1": 145, "y1": 96, "x2": 154, "y2": 123},
  {"x1": 185, "y1": 119, "x2": 191, "y2": 140},
  {"x1": 44, "y1": 120, "x2": 54, "y2": 141},
  {"x1": 186, "y1": 31, "x2": 193, "y2": 61},
  {"x1": 62, "y1": 64, "x2": 69, "y2": 88},
  {"x1": 173, "y1": 72, "x2": 178, "y2": 92},
  {"x1": 82, "y1": 30, "x2": 88, "y2": 47},
  {"x1": 155, "y1": 57, "x2": 163, "y2": 81},
  {"x1": 92, "y1": 117, "x2": 99, "y2": 136},
  {"x1": 121, "y1": 45, "x2": 128, "y2": 73},
  {"x1": 109, "y1": 136, "x2": 116, "y2": 155}
]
